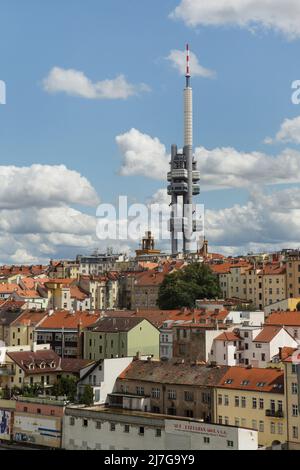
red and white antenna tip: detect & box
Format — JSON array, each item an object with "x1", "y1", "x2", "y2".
[{"x1": 186, "y1": 43, "x2": 190, "y2": 77}]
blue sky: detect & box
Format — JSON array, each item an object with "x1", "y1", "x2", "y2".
[{"x1": 1, "y1": 0, "x2": 300, "y2": 262}]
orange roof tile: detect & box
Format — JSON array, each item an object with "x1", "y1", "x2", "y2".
[
  {"x1": 218, "y1": 366, "x2": 284, "y2": 393},
  {"x1": 253, "y1": 326, "x2": 284, "y2": 343},
  {"x1": 37, "y1": 310, "x2": 101, "y2": 330},
  {"x1": 215, "y1": 331, "x2": 241, "y2": 342},
  {"x1": 266, "y1": 311, "x2": 300, "y2": 327}
]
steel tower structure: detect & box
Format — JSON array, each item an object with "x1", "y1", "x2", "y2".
[{"x1": 168, "y1": 44, "x2": 200, "y2": 255}]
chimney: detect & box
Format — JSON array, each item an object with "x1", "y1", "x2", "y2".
[{"x1": 279, "y1": 347, "x2": 282, "y2": 361}]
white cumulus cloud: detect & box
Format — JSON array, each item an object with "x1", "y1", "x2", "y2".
[
  {"x1": 170, "y1": 0, "x2": 300, "y2": 39},
  {"x1": 0, "y1": 164, "x2": 99, "y2": 209},
  {"x1": 117, "y1": 128, "x2": 169, "y2": 179},
  {"x1": 167, "y1": 49, "x2": 215, "y2": 78},
  {"x1": 117, "y1": 128, "x2": 300, "y2": 189},
  {"x1": 265, "y1": 116, "x2": 300, "y2": 144},
  {"x1": 43, "y1": 67, "x2": 150, "y2": 100}
]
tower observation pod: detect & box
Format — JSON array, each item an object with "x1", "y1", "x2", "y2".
[{"x1": 168, "y1": 44, "x2": 200, "y2": 255}]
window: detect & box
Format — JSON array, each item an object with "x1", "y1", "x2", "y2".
[
  {"x1": 292, "y1": 364, "x2": 297, "y2": 374},
  {"x1": 203, "y1": 437, "x2": 210, "y2": 444},
  {"x1": 241, "y1": 397, "x2": 246, "y2": 408},
  {"x1": 156, "y1": 429, "x2": 161, "y2": 437},
  {"x1": 110, "y1": 423, "x2": 116, "y2": 431},
  {"x1": 224, "y1": 416, "x2": 229, "y2": 425},
  {"x1": 292, "y1": 405, "x2": 298, "y2": 417},
  {"x1": 136, "y1": 386, "x2": 144, "y2": 396},
  {"x1": 261, "y1": 353, "x2": 266, "y2": 362},
  {"x1": 218, "y1": 416, "x2": 222, "y2": 425},
  {"x1": 292, "y1": 383, "x2": 298, "y2": 394},
  {"x1": 293, "y1": 426, "x2": 298, "y2": 439},
  {"x1": 184, "y1": 391, "x2": 194, "y2": 402},
  {"x1": 151, "y1": 388, "x2": 160, "y2": 398},
  {"x1": 152, "y1": 406, "x2": 160, "y2": 413},
  {"x1": 83, "y1": 419, "x2": 88, "y2": 427},
  {"x1": 227, "y1": 441, "x2": 234, "y2": 448},
  {"x1": 23, "y1": 407, "x2": 28, "y2": 413},
  {"x1": 37, "y1": 408, "x2": 41, "y2": 414},
  {"x1": 234, "y1": 418, "x2": 239, "y2": 427},
  {"x1": 185, "y1": 409, "x2": 194, "y2": 418},
  {"x1": 224, "y1": 395, "x2": 229, "y2": 406},
  {"x1": 51, "y1": 410, "x2": 55, "y2": 416},
  {"x1": 168, "y1": 389, "x2": 176, "y2": 400},
  {"x1": 202, "y1": 392, "x2": 210, "y2": 404},
  {"x1": 259, "y1": 421, "x2": 264, "y2": 432},
  {"x1": 96, "y1": 421, "x2": 101, "y2": 429},
  {"x1": 252, "y1": 420, "x2": 257, "y2": 430},
  {"x1": 270, "y1": 422, "x2": 276, "y2": 434},
  {"x1": 259, "y1": 398, "x2": 264, "y2": 409},
  {"x1": 139, "y1": 427, "x2": 144, "y2": 436},
  {"x1": 218, "y1": 394, "x2": 222, "y2": 405},
  {"x1": 124, "y1": 424, "x2": 130, "y2": 433},
  {"x1": 277, "y1": 423, "x2": 283, "y2": 435},
  {"x1": 252, "y1": 398, "x2": 257, "y2": 409},
  {"x1": 167, "y1": 407, "x2": 176, "y2": 415}
]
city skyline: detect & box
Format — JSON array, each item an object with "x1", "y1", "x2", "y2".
[{"x1": 1, "y1": 1, "x2": 300, "y2": 263}]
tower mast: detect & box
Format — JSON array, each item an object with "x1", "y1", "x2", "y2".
[{"x1": 168, "y1": 44, "x2": 200, "y2": 255}]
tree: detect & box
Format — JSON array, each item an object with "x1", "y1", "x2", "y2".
[
  {"x1": 79, "y1": 385, "x2": 94, "y2": 406},
  {"x1": 52, "y1": 376, "x2": 77, "y2": 402},
  {"x1": 158, "y1": 263, "x2": 221, "y2": 310}
]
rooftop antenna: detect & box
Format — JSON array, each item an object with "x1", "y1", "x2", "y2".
[{"x1": 186, "y1": 43, "x2": 191, "y2": 87}]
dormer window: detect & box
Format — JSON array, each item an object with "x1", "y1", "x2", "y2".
[
  {"x1": 28, "y1": 363, "x2": 35, "y2": 370},
  {"x1": 39, "y1": 362, "x2": 46, "y2": 369},
  {"x1": 50, "y1": 361, "x2": 56, "y2": 369}
]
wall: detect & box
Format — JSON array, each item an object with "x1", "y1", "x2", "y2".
[
  {"x1": 13, "y1": 412, "x2": 62, "y2": 448},
  {"x1": 62, "y1": 410, "x2": 258, "y2": 450},
  {"x1": 128, "y1": 320, "x2": 160, "y2": 359}
]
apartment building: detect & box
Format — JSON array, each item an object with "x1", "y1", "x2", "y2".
[
  {"x1": 83, "y1": 317, "x2": 160, "y2": 361},
  {"x1": 215, "y1": 366, "x2": 286, "y2": 448},
  {"x1": 112, "y1": 359, "x2": 228, "y2": 422},
  {"x1": 77, "y1": 253, "x2": 127, "y2": 276},
  {"x1": 173, "y1": 324, "x2": 228, "y2": 362},
  {"x1": 210, "y1": 326, "x2": 298, "y2": 368},
  {"x1": 77, "y1": 356, "x2": 143, "y2": 405},
  {"x1": 35, "y1": 310, "x2": 101, "y2": 358},
  {"x1": 283, "y1": 352, "x2": 300, "y2": 450},
  {"x1": 245, "y1": 265, "x2": 286, "y2": 310},
  {"x1": 265, "y1": 298, "x2": 300, "y2": 316},
  {"x1": 286, "y1": 255, "x2": 300, "y2": 299},
  {"x1": 44, "y1": 279, "x2": 75, "y2": 310},
  {"x1": 78, "y1": 274, "x2": 119, "y2": 310},
  {"x1": 265, "y1": 311, "x2": 300, "y2": 341},
  {"x1": 9, "y1": 310, "x2": 48, "y2": 348}
]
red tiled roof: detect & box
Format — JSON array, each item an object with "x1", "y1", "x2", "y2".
[
  {"x1": 70, "y1": 286, "x2": 89, "y2": 300},
  {"x1": 37, "y1": 310, "x2": 101, "y2": 330},
  {"x1": 10, "y1": 310, "x2": 48, "y2": 327},
  {"x1": 7, "y1": 349, "x2": 62, "y2": 374},
  {"x1": 215, "y1": 331, "x2": 241, "y2": 342},
  {"x1": 60, "y1": 358, "x2": 94, "y2": 374},
  {"x1": 217, "y1": 366, "x2": 284, "y2": 393},
  {"x1": 266, "y1": 311, "x2": 300, "y2": 327},
  {"x1": 253, "y1": 326, "x2": 283, "y2": 343}
]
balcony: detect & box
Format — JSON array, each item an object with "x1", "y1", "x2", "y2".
[{"x1": 265, "y1": 409, "x2": 284, "y2": 418}]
